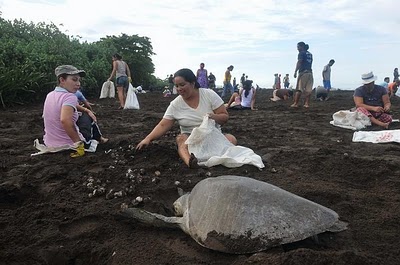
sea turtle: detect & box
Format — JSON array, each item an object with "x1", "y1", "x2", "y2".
[{"x1": 121, "y1": 175, "x2": 347, "y2": 254}]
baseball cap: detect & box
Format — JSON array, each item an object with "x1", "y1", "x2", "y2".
[{"x1": 55, "y1": 65, "x2": 86, "y2": 77}]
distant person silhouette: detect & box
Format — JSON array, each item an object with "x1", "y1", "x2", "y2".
[
  {"x1": 196, "y1": 63, "x2": 208, "y2": 88},
  {"x1": 221, "y1": 65, "x2": 234, "y2": 98},
  {"x1": 208, "y1": 72, "x2": 216, "y2": 89}
]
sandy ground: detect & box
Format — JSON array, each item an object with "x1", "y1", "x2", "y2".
[{"x1": 1, "y1": 89, "x2": 399, "y2": 265}]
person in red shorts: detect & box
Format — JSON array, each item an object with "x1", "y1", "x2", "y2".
[{"x1": 387, "y1": 80, "x2": 400, "y2": 98}]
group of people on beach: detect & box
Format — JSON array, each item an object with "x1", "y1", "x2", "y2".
[{"x1": 40, "y1": 41, "x2": 398, "y2": 166}]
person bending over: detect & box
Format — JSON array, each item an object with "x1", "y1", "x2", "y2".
[{"x1": 270, "y1": 88, "x2": 293, "y2": 102}]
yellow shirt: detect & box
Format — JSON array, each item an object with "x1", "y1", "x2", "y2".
[{"x1": 224, "y1": 70, "x2": 231, "y2": 83}]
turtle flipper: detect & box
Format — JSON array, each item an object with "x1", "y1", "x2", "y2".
[{"x1": 121, "y1": 208, "x2": 182, "y2": 229}]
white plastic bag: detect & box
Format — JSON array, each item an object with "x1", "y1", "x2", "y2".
[
  {"x1": 186, "y1": 116, "x2": 233, "y2": 161},
  {"x1": 124, "y1": 83, "x2": 140, "y2": 109},
  {"x1": 31, "y1": 139, "x2": 98, "y2": 156},
  {"x1": 330, "y1": 110, "x2": 371, "y2": 130},
  {"x1": 100, "y1": 81, "x2": 115, "y2": 98},
  {"x1": 186, "y1": 116, "x2": 265, "y2": 168}
]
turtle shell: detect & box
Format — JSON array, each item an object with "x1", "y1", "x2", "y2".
[{"x1": 184, "y1": 175, "x2": 345, "y2": 254}]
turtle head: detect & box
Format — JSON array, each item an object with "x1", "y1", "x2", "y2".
[{"x1": 173, "y1": 193, "x2": 189, "y2": 216}]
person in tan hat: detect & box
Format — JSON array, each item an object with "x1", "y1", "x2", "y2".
[
  {"x1": 353, "y1": 71, "x2": 392, "y2": 129},
  {"x1": 42, "y1": 65, "x2": 108, "y2": 157}
]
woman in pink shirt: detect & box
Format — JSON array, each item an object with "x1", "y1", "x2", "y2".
[{"x1": 43, "y1": 65, "x2": 108, "y2": 156}]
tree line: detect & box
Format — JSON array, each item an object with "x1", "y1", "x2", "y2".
[{"x1": 0, "y1": 13, "x2": 166, "y2": 108}]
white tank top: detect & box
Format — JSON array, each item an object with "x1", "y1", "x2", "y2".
[
  {"x1": 116, "y1": 60, "x2": 127, "y2": 78},
  {"x1": 240, "y1": 88, "x2": 254, "y2": 108}
]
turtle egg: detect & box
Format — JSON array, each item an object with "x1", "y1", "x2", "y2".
[{"x1": 114, "y1": 191, "x2": 123, "y2": 198}]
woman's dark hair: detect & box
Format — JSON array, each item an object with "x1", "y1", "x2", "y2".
[
  {"x1": 113, "y1": 53, "x2": 122, "y2": 60},
  {"x1": 297, "y1": 41, "x2": 305, "y2": 47},
  {"x1": 57, "y1": 73, "x2": 69, "y2": 84},
  {"x1": 243, "y1": 80, "x2": 253, "y2": 98},
  {"x1": 174, "y1": 68, "x2": 200, "y2": 88}
]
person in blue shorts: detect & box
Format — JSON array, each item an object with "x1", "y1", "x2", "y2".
[
  {"x1": 322, "y1": 59, "x2": 335, "y2": 99},
  {"x1": 107, "y1": 53, "x2": 132, "y2": 109}
]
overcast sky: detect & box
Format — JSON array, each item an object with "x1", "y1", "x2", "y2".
[{"x1": 0, "y1": 0, "x2": 398, "y2": 89}]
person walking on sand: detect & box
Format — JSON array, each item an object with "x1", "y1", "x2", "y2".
[
  {"x1": 221, "y1": 65, "x2": 234, "y2": 98},
  {"x1": 322, "y1": 59, "x2": 335, "y2": 99},
  {"x1": 354, "y1": 71, "x2": 392, "y2": 129},
  {"x1": 291, "y1": 42, "x2": 313, "y2": 108},
  {"x1": 107, "y1": 53, "x2": 132, "y2": 109},
  {"x1": 196, "y1": 63, "x2": 208, "y2": 88}
]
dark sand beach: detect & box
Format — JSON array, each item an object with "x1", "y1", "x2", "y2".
[{"x1": 1, "y1": 89, "x2": 399, "y2": 265}]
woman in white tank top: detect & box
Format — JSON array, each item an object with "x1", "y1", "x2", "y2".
[{"x1": 225, "y1": 80, "x2": 257, "y2": 110}]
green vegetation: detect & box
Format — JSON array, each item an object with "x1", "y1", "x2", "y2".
[{"x1": 0, "y1": 14, "x2": 167, "y2": 108}]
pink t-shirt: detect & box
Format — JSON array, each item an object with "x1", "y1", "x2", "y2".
[{"x1": 43, "y1": 87, "x2": 83, "y2": 147}]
